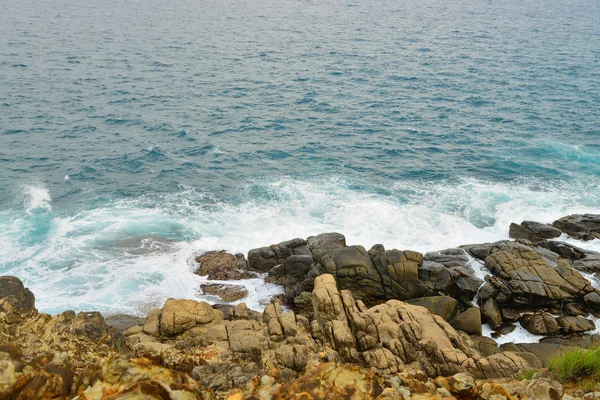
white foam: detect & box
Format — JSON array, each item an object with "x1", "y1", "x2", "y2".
[
  {"x1": 3, "y1": 176, "x2": 600, "y2": 316},
  {"x1": 22, "y1": 184, "x2": 52, "y2": 212}
]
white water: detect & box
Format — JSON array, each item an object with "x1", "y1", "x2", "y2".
[{"x1": 1, "y1": 176, "x2": 600, "y2": 317}]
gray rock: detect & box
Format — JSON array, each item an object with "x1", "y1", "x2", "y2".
[
  {"x1": 553, "y1": 214, "x2": 600, "y2": 241},
  {"x1": 509, "y1": 221, "x2": 562, "y2": 241}
]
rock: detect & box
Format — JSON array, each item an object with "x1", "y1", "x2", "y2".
[
  {"x1": 0, "y1": 276, "x2": 37, "y2": 326},
  {"x1": 584, "y1": 292, "x2": 600, "y2": 310},
  {"x1": 200, "y1": 283, "x2": 248, "y2": 302},
  {"x1": 481, "y1": 299, "x2": 502, "y2": 329},
  {"x1": 406, "y1": 296, "x2": 458, "y2": 321},
  {"x1": 104, "y1": 313, "x2": 144, "y2": 332},
  {"x1": 509, "y1": 221, "x2": 562, "y2": 241},
  {"x1": 275, "y1": 344, "x2": 309, "y2": 372},
  {"x1": 470, "y1": 336, "x2": 500, "y2": 357},
  {"x1": 160, "y1": 298, "x2": 222, "y2": 336},
  {"x1": 422, "y1": 249, "x2": 484, "y2": 301},
  {"x1": 248, "y1": 238, "x2": 309, "y2": 272},
  {"x1": 270, "y1": 362, "x2": 385, "y2": 400},
  {"x1": 496, "y1": 324, "x2": 516, "y2": 335},
  {"x1": 307, "y1": 232, "x2": 346, "y2": 262},
  {"x1": 537, "y1": 240, "x2": 587, "y2": 260},
  {"x1": 450, "y1": 307, "x2": 482, "y2": 335},
  {"x1": 520, "y1": 313, "x2": 561, "y2": 335},
  {"x1": 476, "y1": 241, "x2": 597, "y2": 312},
  {"x1": 311, "y1": 274, "x2": 534, "y2": 378},
  {"x1": 194, "y1": 250, "x2": 255, "y2": 280},
  {"x1": 556, "y1": 316, "x2": 596, "y2": 334},
  {"x1": 80, "y1": 357, "x2": 212, "y2": 399},
  {"x1": 501, "y1": 308, "x2": 521, "y2": 322},
  {"x1": 553, "y1": 214, "x2": 600, "y2": 240}
]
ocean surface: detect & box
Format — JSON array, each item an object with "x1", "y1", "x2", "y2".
[{"x1": 1, "y1": 0, "x2": 600, "y2": 317}]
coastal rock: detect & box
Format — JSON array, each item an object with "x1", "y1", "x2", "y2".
[
  {"x1": 519, "y1": 313, "x2": 561, "y2": 335},
  {"x1": 311, "y1": 274, "x2": 534, "y2": 378},
  {"x1": 450, "y1": 307, "x2": 482, "y2": 336},
  {"x1": 553, "y1": 214, "x2": 600, "y2": 240},
  {"x1": 509, "y1": 221, "x2": 562, "y2": 241},
  {"x1": 0, "y1": 276, "x2": 37, "y2": 329},
  {"x1": 421, "y1": 248, "x2": 484, "y2": 302},
  {"x1": 200, "y1": 283, "x2": 248, "y2": 302},
  {"x1": 158, "y1": 298, "x2": 222, "y2": 337},
  {"x1": 194, "y1": 250, "x2": 255, "y2": 280},
  {"x1": 406, "y1": 296, "x2": 458, "y2": 321},
  {"x1": 481, "y1": 299, "x2": 502, "y2": 329},
  {"x1": 248, "y1": 238, "x2": 309, "y2": 272},
  {"x1": 473, "y1": 241, "x2": 599, "y2": 314},
  {"x1": 104, "y1": 313, "x2": 145, "y2": 332}
]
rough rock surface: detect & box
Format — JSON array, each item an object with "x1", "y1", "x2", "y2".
[
  {"x1": 509, "y1": 221, "x2": 562, "y2": 241},
  {"x1": 194, "y1": 250, "x2": 255, "y2": 280},
  {"x1": 466, "y1": 241, "x2": 600, "y2": 315},
  {"x1": 553, "y1": 214, "x2": 600, "y2": 241},
  {"x1": 200, "y1": 283, "x2": 249, "y2": 302}
]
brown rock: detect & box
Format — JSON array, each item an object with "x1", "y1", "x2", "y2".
[
  {"x1": 200, "y1": 283, "x2": 248, "y2": 302},
  {"x1": 195, "y1": 250, "x2": 254, "y2": 280},
  {"x1": 450, "y1": 307, "x2": 482, "y2": 335}
]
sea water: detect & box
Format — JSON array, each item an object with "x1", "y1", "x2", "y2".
[{"x1": 1, "y1": 0, "x2": 599, "y2": 317}]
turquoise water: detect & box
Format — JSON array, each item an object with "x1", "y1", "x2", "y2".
[{"x1": 1, "y1": 0, "x2": 599, "y2": 314}]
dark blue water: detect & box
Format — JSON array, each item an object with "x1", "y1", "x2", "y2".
[{"x1": 1, "y1": 0, "x2": 599, "y2": 314}]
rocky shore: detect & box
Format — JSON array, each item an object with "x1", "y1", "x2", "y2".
[{"x1": 2, "y1": 214, "x2": 600, "y2": 399}]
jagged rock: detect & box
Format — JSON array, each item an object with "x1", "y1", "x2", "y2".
[
  {"x1": 481, "y1": 299, "x2": 502, "y2": 329},
  {"x1": 79, "y1": 357, "x2": 212, "y2": 399},
  {"x1": 474, "y1": 241, "x2": 598, "y2": 315},
  {"x1": 520, "y1": 313, "x2": 561, "y2": 335},
  {"x1": 248, "y1": 238, "x2": 309, "y2": 272},
  {"x1": 270, "y1": 362, "x2": 385, "y2": 400},
  {"x1": 422, "y1": 249, "x2": 484, "y2": 302},
  {"x1": 553, "y1": 214, "x2": 600, "y2": 240},
  {"x1": 194, "y1": 250, "x2": 254, "y2": 280},
  {"x1": 509, "y1": 221, "x2": 562, "y2": 241},
  {"x1": 0, "y1": 276, "x2": 37, "y2": 329},
  {"x1": 584, "y1": 292, "x2": 600, "y2": 309},
  {"x1": 191, "y1": 362, "x2": 262, "y2": 392},
  {"x1": 450, "y1": 307, "x2": 482, "y2": 335},
  {"x1": 406, "y1": 296, "x2": 458, "y2": 321},
  {"x1": 311, "y1": 274, "x2": 533, "y2": 378},
  {"x1": 307, "y1": 232, "x2": 347, "y2": 262},
  {"x1": 200, "y1": 283, "x2": 248, "y2": 302}
]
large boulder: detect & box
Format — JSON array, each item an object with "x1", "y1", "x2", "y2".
[
  {"x1": 553, "y1": 214, "x2": 600, "y2": 240},
  {"x1": 473, "y1": 241, "x2": 599, "y2": 313},
  {"x1": 0, "y1": 276, "x2": 37, "y2": 328},
  {"x1": 248, "y1": 238, "x2": 310, "y2": 272},
  {"x1": 509, "y1": 221, "x2": 562, "y2": 241},
  {"x1": 406, "y1": 296, "x2": 458, "y2": 321},
  {"x1": 311, "y1": 274, "x2": 534, "y2": 378},
  {"x1": 194, "y1": 250, "x2": 255, "y2": 280},
  {"x1": 450, "y1": 307, "x2": 482, "y2": 336}
]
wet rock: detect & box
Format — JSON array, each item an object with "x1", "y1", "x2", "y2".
[
  {"x1": 537, "y1": 240, "x2": 587, "y2": 260},
  {"x1": 422, "y1": 248, "x2": 484, "y2": 301},
  {"x1": 501, "y1": 308, "x2": 521, "y2": 322},
  {"x1": 450, "y1": 307, "x2": 482, "y2": 336},
  {"x1": 553, "y1": 214, "x2": 600, "y2": 240},
  {"x1": 556, "y1": 315, "x2": 596, "y2": 334},
  {"x1": 248, "y1": 238, "x2": 309, "y2": 272},
  {"x1": 481, "y1": 299, "x2": 502, "y2": 329},
  {"x1": 194, "y1": 250, "x2": 255, "y2": 280},
  {"x1": 496, "y1": 324, "x2": 516, "y2": 335},
  {"x1": 509, "y1": 221, "x2": 562, "y2": 241},
  {"x1": 519, "y1": 313, "x2": 560, "y2": 335},
  {"x1": 200, "y1": 283, "x2": 248, "y2": 302}
]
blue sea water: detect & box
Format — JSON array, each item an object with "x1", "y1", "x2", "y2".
[{"x1": 1, "y1": 0, "x2": 600, "y2": 315}]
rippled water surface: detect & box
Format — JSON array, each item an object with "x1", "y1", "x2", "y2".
[{"x1": 1, "y1": 0, "x2": 599, "y2": 314}]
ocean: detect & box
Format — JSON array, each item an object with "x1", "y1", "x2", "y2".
[{"x1": 1, "y1": 0, "x2": 599, "y2": 316}]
